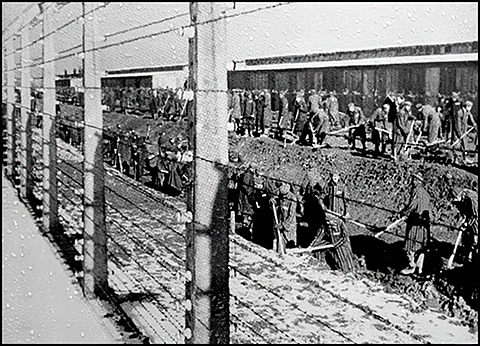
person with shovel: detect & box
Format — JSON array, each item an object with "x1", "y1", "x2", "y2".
[
  {"x1": 448, "y1": 188, "x2": 478, "y2": 268},
  {"x1": 399, "y1": 172, "x2": 432, "y2": 275},
  {"x1": 298, "y1": 180, "x2": 358, "y2": 271}
]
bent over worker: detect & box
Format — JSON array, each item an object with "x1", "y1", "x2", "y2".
[{"x1": 451, "y1": 188, "x2": 478, "y2": 266}]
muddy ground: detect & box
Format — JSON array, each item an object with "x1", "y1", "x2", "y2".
[
  {"x1": 228, "y1": 134, "x2": 478, "y2": 330},
  {"x1": 55, "y1": 106, "x2": 478, "y2": 333}
]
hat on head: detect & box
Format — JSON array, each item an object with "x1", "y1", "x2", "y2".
[
  {"x1": 330, "y1": 172, "x2": 340, "y2": 183},
  {"x1": 279, "y1": 182, "x2": 290, "y2": 195},
  {"x1": 453, "y1": 188, "x2": 465, "y2": 203},
  {"x1": 412, "y1": 172, "x2": 424, "y2": 182},
  {"x1": 452, "y1": 91, "x2": 460, "y2": 98}
]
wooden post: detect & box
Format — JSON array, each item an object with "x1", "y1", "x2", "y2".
[
  {"x1": 20, "y1": 23, "x2": 33, "y2": 200},
  {"x1": 42, "y1": 4, "x2": 59, "y2": 233},
  {"x1": 82, "y1": 1, "x2": 108, "y2": 299},
  {"x1": 5, "y1": 38, "x2": 17, "y2": 179},
  {"x1": 185, "y1": 2, "x2": 230, "y2": 344}
]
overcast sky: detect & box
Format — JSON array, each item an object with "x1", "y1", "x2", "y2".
[{"x1": 2, "y1": 2, "x2": 478, "y2": 75}]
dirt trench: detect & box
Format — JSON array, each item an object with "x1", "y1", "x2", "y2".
[{"x1": 228, "y1": 134, "x2": 478, "y2": 333}]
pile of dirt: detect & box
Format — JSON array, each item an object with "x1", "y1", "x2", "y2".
[
  {"x1": 229, "y1": 135, "x2": 477, "y2": 238},
  {"x1": 59, "y1": 108, "x2": 478, "y2": 330},
  {"x1": 228, "y1": 134, "x2": 478, "y2": 331}
]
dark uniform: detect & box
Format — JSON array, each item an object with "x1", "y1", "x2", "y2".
[
  {"x1": 443, "y1": 94, "x2": 460, "y2": 141},
  {"x1": 370, "y1": 106, "x2": 390, "y2": 155},
  {"x1": 400, "y1": 173, "x2": 431, "y2": 274},
  {"x1": 452, "y1": 188, "x2": 478, "y2": 265},
  {"x1": 346, "y1": 103, "x2": 367, "y2": 152},
  {"x1": 293, "y1": 92, "x2": 309, "y2": 138},
  {"x1": 383, "y1": 95, "x2": 398, "y2": 153},
  {"x1": 242, "y1": 92, "x2": 255, "y2": 137},
  {"x1": 254, "y1": 91, "x2": 266, "y2": 135}
]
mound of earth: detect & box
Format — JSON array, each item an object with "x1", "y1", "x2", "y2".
[{"x1": 57, "y1": 106, "x2": 478, "y2": 331}]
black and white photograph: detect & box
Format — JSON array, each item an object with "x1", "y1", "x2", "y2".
[{"x1": 2, "y1": 2, "x2": 478, "y2": 344}]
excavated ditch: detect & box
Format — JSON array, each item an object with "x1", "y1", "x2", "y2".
[{"x1": 55, "y1": 106, "x2": 478, "y2": 333}]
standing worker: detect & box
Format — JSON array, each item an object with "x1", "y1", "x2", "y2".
[
  {"x1": 242, "y1": 91, "x2": 255, "y2": 137},
  {"x1": 324, "y1": 172, "x2": 349, "y2": 218},
  {"x1": 369, "y1": 103, "x2": 391, "y2": 156},
  {"x1": 392, "y1": 100, "x2": 412, "y2": 161},
  {"x1": 293, "y1": 90, "x2": 309, "y2": 139},
  {"x1": 277, "y1": 182, "x2": 298, "y2": 248},
  {"x1": 277, "y1": 89, "x2": 293, "y2": 139},
  {"x1": 399, "y1": 172, "x2": 432, "y2": 275},
  {"x1": 325, "y1": 91, "x2": 340, "y2": 128},
  {"x1": 417, "y1": 104, "x2": 442, "y2": 144},
  {"x1": 346, "y1": 102, "x2": 367, "y2": 153}
]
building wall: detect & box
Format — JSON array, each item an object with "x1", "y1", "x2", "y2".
[
  {"x1": 101, "y1": 76, "x2": 152, "y2": 88},
  {"x1": 101, "y1": 71, "x2": 186, "y2": 89},
  {"x1": 228, "y1": 61, "x2": 478, "y2": 117},
  {"x1": 152, "y1": 71, "x2": 187, "y2": 89}
]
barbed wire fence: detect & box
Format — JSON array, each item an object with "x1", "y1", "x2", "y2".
[{"x1": 2, "y1": 2, "x2": 477, "y2": 345}]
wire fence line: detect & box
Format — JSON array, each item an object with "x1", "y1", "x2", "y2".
[
  {"x1": 2, "y1": 92, "x2": 475, "y2": 259},
  {"x1": 3, "y1": 2, "x2": 478, "y2": 344},
  {"x1": 3, "y1": 2, "x2": 293, "y2": 73}
]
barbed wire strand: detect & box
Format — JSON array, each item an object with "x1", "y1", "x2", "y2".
[
  {"x1": 229, "y1": 293, "x2": 300, "y2": 343},
  {"x1": 230, "y1": 265, "x2": 357, "y2": 343},
  {"x1": 3, "y1": 2, "x2": 107, "y2": 56},
  {"x1": 228, "y1": 235, "x2": 430, "y2": 344},
  {"x1": 106, "y1": 202, "x2": 185, "y2": 265},
  {"x1": 3, "y1": 2, "x2": 294, "y2": 73},
  {"x1": 229, "y1": 312, "x2": 272, "y2": 344},
  {"x1": 105, "y1": 233, "x2": 185, "y2": 332}
]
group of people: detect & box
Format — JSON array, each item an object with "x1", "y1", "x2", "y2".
[
  {"x1": 228, "y1": 165, "x2": 478, "y2": 275},
  {"x1": 227, "y1": 88, "x2": 343, "y2": 145},
  {"x1": 102, "y1": 124, "x2": 192, "y2": 195},
  {"x1": 101, "y1": 86, "x2": 191, "y2": 121},
  {"x1": 377, "y1": 91, "x2": 477, "y2": 162},
  {"x1": 229, "y1": 167, "x2": 361, "y2": 272},
  {"x1": 51, "y1": 90, "x2": 477, "y2": 276},
  {"x1": 227, "y1": 88, "x2": 478, "y2": 164}
]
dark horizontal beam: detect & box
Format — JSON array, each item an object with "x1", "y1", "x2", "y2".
[{"x1": 245, "y1": 41, "x2": 478, "y2": 67}]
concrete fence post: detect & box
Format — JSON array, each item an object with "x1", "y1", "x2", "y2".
[
  {"x1": 20, "y1": 22, "x2": 33, "y2": 200},
  {"x1": 42, "y1": 4, "x2": 59, "y2": 233},
  {"x1": 82, "y1": 1, "x2": 108, "y2": 299},
  {"x1": 185, "y1": 2, "x2": 230, "y2": 344},
  {"x1": 5, "y1": 38, "x2": 16, "y2": 179}
]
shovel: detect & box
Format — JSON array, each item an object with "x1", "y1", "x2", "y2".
[
  {"x1": 270, "y1": 199, "x2": 286, "y2": 255},
  {"x1": 447, "y1": 228, "x2": 463, "y2": 269},
  {"x1": 374, "y1": 216, "x2": 407, "y2": 238}
]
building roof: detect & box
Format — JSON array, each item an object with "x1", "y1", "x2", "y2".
[
  {"x1": 232, "y1": 41, "x2": 478, "y2": 71},
  {"x1": 105, "y1": 64, "x2": 187, "y2": 76},
  {"x1": 234, "y1": 53, "x2": 478, "y2": 71}
]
